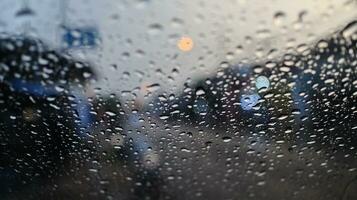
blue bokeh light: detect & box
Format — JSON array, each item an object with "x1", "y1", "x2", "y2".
[
  {"x1": 240, "y1": 93, "x2": 260, "y2": 111},
  {"x1": 255, "y1": 76, "x2": 270, "y2": 90}
]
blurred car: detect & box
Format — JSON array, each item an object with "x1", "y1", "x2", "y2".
[
  {"x1": 0, "y1": 35, "x2": 96, "y2": 196},
  {"x1": 150, "y1": 21, "x2": 357, "y2": 151}
]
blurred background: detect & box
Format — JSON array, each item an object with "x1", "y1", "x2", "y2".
[{"x1": 0, "y1": 0, "x2": 357, "y2": 199}]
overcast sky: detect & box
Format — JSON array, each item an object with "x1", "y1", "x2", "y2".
[{"x1": 0, "y1": 0, "x2": 356, "y2": 100}]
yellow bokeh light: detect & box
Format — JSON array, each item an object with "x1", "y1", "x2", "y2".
[{"x1": 177, "y1": 37, "x2": 194, "y2": 52}]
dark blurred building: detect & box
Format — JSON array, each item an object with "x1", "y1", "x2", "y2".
[
  {"x1": 0, "y1": 35, "x2": 96, "y2": 197},
  {"x1": 151, "y1": 21, "x2": 357, "y2": 150}
]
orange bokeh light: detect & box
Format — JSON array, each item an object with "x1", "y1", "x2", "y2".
[{"x1": 177, "y1": 37, "x2": 194, "y2": 52}]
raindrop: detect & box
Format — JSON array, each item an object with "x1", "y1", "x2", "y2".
[
  {"x1": 342, "y1": 21, "x2": 357, "y2": 39},
  {"x1": 273, "y1": 11, "x2": 286, "y2": 26},
  {"x1": 148, "y1": 23, "x2": 163, "y2": 35}
]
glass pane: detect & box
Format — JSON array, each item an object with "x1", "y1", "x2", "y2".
[{"x1": 0, "y1": 0, "x2": 357, "y2": 199}]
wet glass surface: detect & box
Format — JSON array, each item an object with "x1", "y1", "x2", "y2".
[{"x1": 0, "y1": 0, "x2": 357, "y2": 200}]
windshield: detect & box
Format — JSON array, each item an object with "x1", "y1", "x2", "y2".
[{"x1": 0, "y1": 1, "x2": 357, "y2": 200}]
